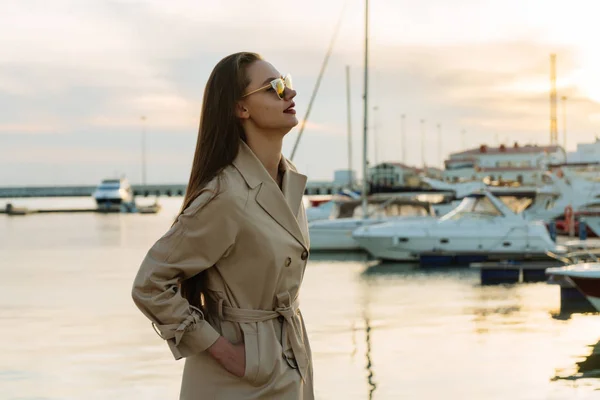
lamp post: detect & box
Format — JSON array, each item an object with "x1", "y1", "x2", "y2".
[
  {"x1": 420, "y1": 119, "x2": 426, "y2": 168},
  {"x1": 562, "y1": 96, "x2": 567, "y2": 151},
  {"x1": 401, "y1": 114, "x2": 406, "y2": 163},
  {"x1": 141, "y1": 116, "x2": 147, "y2": 186},
  {"x1": 437, "y1": 123, "x2": 442, "y2": 168}
]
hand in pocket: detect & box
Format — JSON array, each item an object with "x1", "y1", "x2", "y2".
[{"x1": 208, "y1": 336, "x2": 246, "y2": 378}]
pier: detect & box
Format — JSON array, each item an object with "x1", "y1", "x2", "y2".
[
  {"x1": 0, "y1": 181, "x2": 348, "y2": 198},
  {"x1": 0, "y1": 184, "x2": 187, "y2": 198}
]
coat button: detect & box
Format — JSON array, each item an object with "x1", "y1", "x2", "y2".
[
  {"x1": 285, "y1": 257, "x2": 292, "y2": 267},
  {"x1": 301, "y1": 251, "x2": 308, "y2": 261}
]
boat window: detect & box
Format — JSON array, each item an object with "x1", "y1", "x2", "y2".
[
  {"x1": 440, "y1": 196, "x2": 502, "y2": 221},
  {"x1": 99, "y1": 183, "x2": 122, "y2": 190},
  {"x1": 349, "y1": 200, "x2": 430, "y2": 218},
  {"x1": 499, "y1": 196, "x2": 533, "y2": 214},
  {"x1": 473, "y1": 197, "x2": 500, "y2": 214}
]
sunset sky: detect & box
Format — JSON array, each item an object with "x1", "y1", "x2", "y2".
[{"x1": 3, "y1": 0, "x2": 600, "y2": 185}]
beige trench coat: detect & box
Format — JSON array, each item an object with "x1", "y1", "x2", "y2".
[{"x1": 132, "y1": 140, "x2": 314, "y2": 399}]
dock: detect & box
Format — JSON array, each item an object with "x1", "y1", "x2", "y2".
[
  {"x1": 419, "y1": 251, "x2": 556, "y2": 267},
  {"x1": 471, "y1": 260, "x2": 564, "y2": 284},
  {"x1": 0, "y1": 181, "x2": 348, "y2": 198},
  {"x1": 1, "y1": 202, "x2": 161, "y2": 215},
  {"x1": 0, "y1": 184, "x2": 187, "y2": 198},
  {"x1": 470, "y1": 239, "x2": 600, "y2": 315}
]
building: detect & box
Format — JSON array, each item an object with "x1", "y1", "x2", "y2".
[
  {"x1": 305, "y1": 169, "x2": 357, "y2": 195},
  {"x1": 367, "y1": 162, "x2": 446, "y2": 190},
  {"x1": 443, "y1": 142, "x2": 566, "y2": 185},
  {"x1": 368, "y1": 162, "x2": 421, "y2": 188},
  {"x1": 567, "y1": 137, "x2": 600, "y2": 163},
  {"x1": 421, "y1": 166, "x2": 444, "y2": 180},
  {"x1": 333, "y1": 169, "x2": 356, "y2": 186}
]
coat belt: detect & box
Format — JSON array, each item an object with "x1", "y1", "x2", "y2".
[{"x1": 217, "y1": 292, "x2": 309, "y2": 383}]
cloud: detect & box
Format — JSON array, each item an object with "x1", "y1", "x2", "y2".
[
  {"x1": 0, "y1": 123, "x2": 65, "y2": 134},
  {"x1": 2, "y1": 0, "x2": 600, "y2": 184}
]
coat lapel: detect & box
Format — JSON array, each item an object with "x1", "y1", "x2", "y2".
[
  {"x1": 282, "y1": 164, "x2": 309, "y2": 246},
  {"x1": 281, "y1": 162, "x2": 307, "y2": 219},
  {"x1": 232, "y1": 141, "x2": 308, "y2": 250}
]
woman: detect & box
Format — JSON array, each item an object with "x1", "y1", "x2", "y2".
[{"x1": 131, "y1": 52, "x2": 314, "y2": 399}]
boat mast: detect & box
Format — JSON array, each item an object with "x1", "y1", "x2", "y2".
[
  {"x1": 346, "y1": 65, "x2": 353, "y2": 188},
  {"x1": 361, "y1": 0, "x2": 369, "y2": 219},
  {"x1": 289, "y1": 5, "x2": 346, "y2": 162}
]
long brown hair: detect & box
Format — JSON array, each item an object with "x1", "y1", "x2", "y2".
[{"x1": 178, "y1": 51, "x2": 262, "y2": 307}]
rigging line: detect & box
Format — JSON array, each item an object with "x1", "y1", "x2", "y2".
[{"x1": 289, "y1": 1, "x2": 348, "y2": 161}]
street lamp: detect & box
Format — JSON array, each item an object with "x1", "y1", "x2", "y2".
[
  {"x1": 141, "y1": 116, "x2": 147, "y2": 186},
  {"x1": 401, "y1": 114, "x2": 406, "y2": 164},
  {"x1": 420, "y1": 119, "x2": 426, "y2": 168}
]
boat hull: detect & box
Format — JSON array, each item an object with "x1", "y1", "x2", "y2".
[
  {"x1": 308, "y1": 218, "x2": 395, "y2": 251},
  {"x1": 568, "y1": 276, "x2": 600, "y2": 312},
  {"x1": 546, "y1": 264, "x2": 600, "y2": 312},
  {"x1": 348, "y1": 234, "x2": 417, "y2": 261},
  {"x1": 308, "y1": 228, "x2": 362, "y2": 251},
  {"x1": 353, "y1": 219, "x2": 557, "y2": 262}
]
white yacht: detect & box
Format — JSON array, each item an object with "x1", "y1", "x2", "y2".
[
  {"x1": 352, "y1": 191, "x2": 559, "y2": 262},
  {"x1": 92, "y1": 178, "x2": 135, "y2": 211},
  {"x1": 308, "y1": 196, "x2": 435, "y2": 251}
]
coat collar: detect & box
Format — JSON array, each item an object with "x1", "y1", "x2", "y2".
[{"x1": 232, "y1": 140, "x2": 308, "y2": 250}]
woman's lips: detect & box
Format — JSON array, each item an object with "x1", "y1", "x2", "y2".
[{"x1": 284, "y1": 102, "x2": 296, "y2": 114}]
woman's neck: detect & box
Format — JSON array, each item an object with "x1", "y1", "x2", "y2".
[{"x1": 245, "y1": 133, "x2": 283, "y2": 183}]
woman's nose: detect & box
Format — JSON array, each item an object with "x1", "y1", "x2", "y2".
[{"x1": 284, "y1": 87, "x2": 296, "y2": 101}]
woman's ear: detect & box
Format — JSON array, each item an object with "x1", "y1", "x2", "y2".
[{"x1": 235, "y1": 102, "x2": 250, "y2": 119}]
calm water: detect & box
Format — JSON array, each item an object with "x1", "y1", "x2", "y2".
[{"x1": 1, "y1": 197, "x2": 599, "y2": 400}]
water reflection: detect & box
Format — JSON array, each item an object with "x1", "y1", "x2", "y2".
[
  {"x1": 360, "y1": 265, "x2": 378, "y2": 400},
  {"x1": 308, "y1": 250, "x2": 370, "y2": 263},
  {"x1": 551, "y1": 308, "x2": 598, "y2": 321},
  {"x1": 361, "y1": 262, "x2": 419, "y2": 277},
  {"x1": 468, "y1": 285, "x2": 524, "y2": 335},
  {"x1": 553, "y1": 339, "x2": 600, "y2": 381},
  {"x1": 364, "y1": 314, "x2": 376, "y2": 399}
]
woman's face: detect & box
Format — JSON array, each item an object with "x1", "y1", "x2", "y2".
[{"x1": 239, "y1": 60, "x2": 298, "y2": 133}]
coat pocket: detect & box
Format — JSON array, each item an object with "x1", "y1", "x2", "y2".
[
  {"x1": 240, "y1": 322, "x2": 280, "y2": 386},
  {"x1": 240, "y1": 323, "x2": 260, "y2": 385}
]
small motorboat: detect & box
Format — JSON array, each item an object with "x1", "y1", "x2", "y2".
[
  {"x1": 4, "y1": 203, "x2": 32, "y2": 216},
  {"x1": 353, "y1": 190, "x2": 560, "y2": 262},
  {"x1": 92, "y1": 178, "x2": 134, "y2": 212},
  {"x1": 546, "y1": 263, "x2": 600, "y2": 312},
  {"x1": 137, "y1": 200, "x2": 162, "y2": 214}
]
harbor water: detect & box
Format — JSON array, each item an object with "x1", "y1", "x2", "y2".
[{"x1": 1, "y1": 197, "x2": 599, "y2": 399}]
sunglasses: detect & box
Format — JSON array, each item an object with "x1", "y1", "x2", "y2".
[{"x1": 242, "y1": 74, "x2": 293, "y2": 100}]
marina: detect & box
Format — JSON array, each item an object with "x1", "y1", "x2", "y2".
[{"x1": 6, "y1": 0, "x2": 600, "y2": 397}]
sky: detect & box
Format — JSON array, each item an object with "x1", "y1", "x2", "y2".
[{"x1": 3, "y1": 0, "x2": 600, "y2": 186}]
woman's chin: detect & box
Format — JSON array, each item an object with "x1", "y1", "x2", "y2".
[
  {"x1": 260, "y1": 116, "x2": 299, "y2": 134},
  {"x1": 284, "y1": 114, "x2": 299, "y2": 127}
]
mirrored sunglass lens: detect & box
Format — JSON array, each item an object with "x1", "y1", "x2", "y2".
[
  {"x1": 274, "y1": 79, "x2": 285, "y2": 98},
  {"x1": 284, "y1": 75, "x2": 293, "y2": 90}
]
